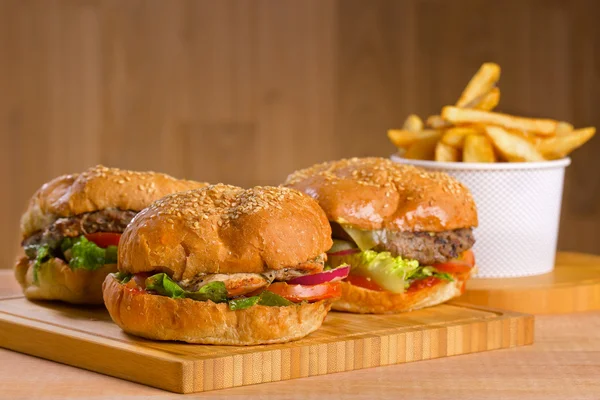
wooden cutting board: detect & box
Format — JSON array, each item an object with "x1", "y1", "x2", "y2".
[
  {"x1": 462, "y1": 252, "x2": 600, "y2": 314},
  {"x1": 0, "y1": 296, "x2": 533, "y2": 394}
]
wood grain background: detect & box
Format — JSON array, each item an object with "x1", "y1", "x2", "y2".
[{"x1": 1, "y1": 0, "x2": 598, "y2": 269}]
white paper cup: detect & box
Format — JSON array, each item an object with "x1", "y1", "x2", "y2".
[{"x1": 390, "y1": 155, "x2": 571, "y2": 278}]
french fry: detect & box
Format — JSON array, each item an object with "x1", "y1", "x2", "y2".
[
  {"x1": 510, "y1": 129, "x2": 542, "y2": 145},
  {"x1": 556, "y1": 121, "x2": 574, "y2": 136},
  {"x1": 387, "y1": 63, "x2": 596, "y2": 163},
  {"x1": 473, "y1": 87, "x2": 500, "y2": 111},
  {"x1": 536, "y1": 127, "x2": 596, "y2": 159},
  {"x1": 426, "y1": 115, "x2": 451, "y2": 129},
  {"x1": 442, "y1": 106, "x2": 558, "y2": 136},
  {"x1": 387, "y1": 129, "x2": 439, "y2": 148},
  {"x1": 485, "y1": 126, "x2": 545, "y2": 162},
  {"x1": 402, "y1": 114, "x2": 424, "y2": 132},
  {"x1": 441, "y1": 127, "x2": 482, "y2": 149},
  {"x1": 463, "y1": 135, "x2": 496, "y2": 163},
  {"x1": 404, "y1": 134, "x2": 442, "y2": 160},
  {"x1": 435, "y1": 142, "x2": 460, "y2": 162},
  {"x1": 456, "y1": 63, "x2": 501, "y2": 108}
]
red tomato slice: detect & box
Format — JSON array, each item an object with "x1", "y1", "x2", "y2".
[
  {"x1": 267, "y1": 282, "x2": 342, "y2": 303},
  {"x1": 85, "y1": 232, "x2": 121, "y2": 248},
  {"x1": 345, "y1": 275, "x2": 384, "y2": 291},
  {"x1": 407, "y1": 276, "x2": 441, "y2": 292},
  {"x1": 433, "y1": 250, "x2": 475, "y2": 274}
]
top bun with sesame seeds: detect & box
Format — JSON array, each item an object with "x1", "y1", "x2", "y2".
[
  {"x1": 21, "y1": 165, "x2": 208, "y2": 239},
  {"x1": 117, "y1": 184, "x2": 334, "y2": 280},
  {"x1": 284, "y1": 157, "x2": 477, "y2": 232}
]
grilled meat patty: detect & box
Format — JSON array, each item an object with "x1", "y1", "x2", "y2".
[
  {"x1": 177, "y1": 255, "x2": 327, "y2": 297},
  {"x1": 331, "y1": 223, "x2": 474, "y2": 265},
  {"x1": 22, "y1": 208, "x2": 136, "y2": 251},
  {"x1": 372, "y1": 228, "x2": 474, "y2": 265},
  {"x1": 179, "y1": 273, "x2": 270, "y2": 297}
]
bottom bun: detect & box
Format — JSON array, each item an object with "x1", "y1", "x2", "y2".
[
  {"x1": 103, "y1": 274, "x2": 333, "y2": 345},
  {"x1": 332, "y1": 275, "x2": 469, "y2": 314},
  {"x1": 14, "y1": 256, "x2": 116, "y2": 305}
]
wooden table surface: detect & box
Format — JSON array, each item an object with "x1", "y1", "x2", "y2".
[{"x1": 1, "y1": 269, "x2": 599, "y2": 400}]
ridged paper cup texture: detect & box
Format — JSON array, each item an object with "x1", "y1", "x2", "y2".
[{"x1": 391, "y1": 155, "x2": 571, "y2": 278}]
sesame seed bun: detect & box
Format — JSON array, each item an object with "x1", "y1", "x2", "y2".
[
  {"x1": 103, "y1": 274, "x2": 333, "y2": 345},
  {"x1": 117, "y1": 184, "x2": 333, "y2": 279},
  {"x1": 16, "y1": 165, "x2": 207, "y2": 305},
  {"x1": 21, "y1": 165, "x2": 208, "y2": 239},
  {"x1": 285, "y1": 157, "x2": 477, "y2": 314},
  {"x1": 108, "y1": 184, "x2": 335, "y2": 344},
  {"x1": 284, "y1": 157, "x2": 477, "y2": 232}
]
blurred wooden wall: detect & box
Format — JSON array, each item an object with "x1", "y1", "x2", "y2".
[{"x1": 1, "y1": 0, "x2": 599, "y2": 269}]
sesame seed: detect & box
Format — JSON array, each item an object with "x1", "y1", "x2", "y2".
[
  {"x1": 134, "y1": 184, "x2": 302, "y2": 232},
  {"x1": 284, "y1": 157, "x2": 473, "y2": 222}
]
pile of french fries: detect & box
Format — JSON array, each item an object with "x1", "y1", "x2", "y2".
[{"x1": 388, "y1": 63, "x2": 596, "y2": 162}]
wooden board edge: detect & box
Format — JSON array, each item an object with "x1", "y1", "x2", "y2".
[
  {"x1": 461, "y1": 283, "x2": 600, "y2": 314},
  {"x1": 0, "y1": 313, "x2": 191, "y2": 393},
  {"x1": 182, "y1": 312, "x2": 535, "y2": 393},
  {"x1": 460, "y1": 252, "x2": 600, "y2": 314}
]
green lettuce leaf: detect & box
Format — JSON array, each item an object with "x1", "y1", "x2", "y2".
[
  {"x1": 145, "y1": 273, "x2": 186, "y2": 298},
  {"x1": 410, "y1": 266, "x2": 453, "y2": 283},
  {"x1": 61, "y1": 237, "x2": 76, "y2": 253},
  {"x1": 145, "y1": 273, "x2": 228, "y2": 303},
  {"x1": 114, "y1": 271, "x2": 132, "y2": 284},
  {"x1": 143, "y1": 271, "x2": 293, "y2": 309},
  {"x1": 328, "y1": 250, "x2": 453, "y2": 293},
  {"x1": 257, "y1": 291, "x2": 293, "y2": 307},
  {"x1": 31, "y1": 244, "x2": 51, "y2": 285},
  {"x1": 65, "y1": 236, "x2": 118, "y2": 271},
  {"x1": 105, "y1": 246, "x2": 118, "y2": 263},
  {"x1": 353, "y1": 250, "x2": 420, "y2": 292},
  {"x1": 187, "y1": 282, "x2": 228, "y2": 302},
  {"x1": 24, "y1": 244, "x2": 40, "y2": 259},
  {"x1": 228, "y1": 291, "x2": 293, "y2": 311},
  {"x1": 228, "y1": 296, "x2": 260, "y2": 310},
  {"x1": 435, "y1": 272, "x2": 454, "y2": 282}
]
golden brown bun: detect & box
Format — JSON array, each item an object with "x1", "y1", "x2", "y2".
[
  {"x1": 118, "y1": 184, "x2": 333, "y2": 280},
  {"x1": 21, "y1": 165, "x2": 207, "y2": 238},
  {"x1": 14, "y1": 256, "x2": 116, "y2": 305},
  {"x1": 103, "y1": 274, "x2": 333, "y2": 345},
  {"x1": 285, "y1": 157, "x2": 477, "y2": 232},
  {"x1": 332, "y1": 274, "x2": 470, "y2": 314}
]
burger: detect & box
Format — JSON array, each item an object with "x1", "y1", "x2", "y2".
[
  {"x1": 103, "y1": 184, "x2": 342, "y2": 345},
  {"x1": 15, "y1": 165, "x2": 206, "y2": 304},
  {"x1": 284, "y1": 157, "x2": 477, "y2": 314}
]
